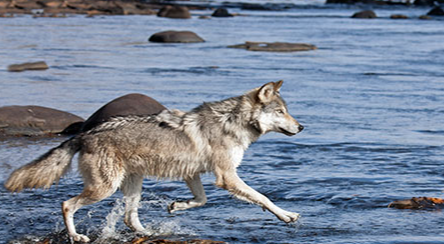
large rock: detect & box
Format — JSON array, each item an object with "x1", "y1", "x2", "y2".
[
  {"x1": 427, "y1": 6, "x2": 444, "y2": 16},
  {"x1": 8, "y1": 61, "x2": 49, "y2": 72},
  {"x1": 149, "y1": 31, "x2": 205, "y2": 43},
  {"x1": 351, "y1": 10, "x2": 377, "y2": 18},
  {"x1": 157, "y1": 5, "x2": 191, "y2": 19},
  {"x1": 211, "y1": 8, "x2": 233, "y2": 17},
  {"x1": 228, "y1": 41, "x2": 317, "y2": 52},
  {"x1": 81, "y1": 93, "x2": 166, "y2": 132},
  {"x1": 0, "y1": 106, "x2": 84, "y2": 136}
]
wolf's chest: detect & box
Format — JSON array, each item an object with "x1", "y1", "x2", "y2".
[{"x1": 229, "y1": 146, "x2": 245, "y2": 168}]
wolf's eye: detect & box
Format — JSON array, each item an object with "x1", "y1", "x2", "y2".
[{"x1": 276, "y1": 109, "x2": 285, "y2": 114}]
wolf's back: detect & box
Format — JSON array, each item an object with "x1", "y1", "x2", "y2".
[{"x1": 4, "y1": 136, "x2": 81, "y2": 192}]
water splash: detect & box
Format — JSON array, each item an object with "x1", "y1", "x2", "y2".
[{"x1": 100, "y1": 199, "x2": 125, "y2": 240}]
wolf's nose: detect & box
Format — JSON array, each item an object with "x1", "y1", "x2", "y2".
[{"x1": 298, "y1": 125, "x2": 304, "y2": 131}]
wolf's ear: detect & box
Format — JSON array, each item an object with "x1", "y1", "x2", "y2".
[
  {"x1": 274, "y1": 80, "x2": 283, "y2": 92},
  {"x1": 257, "y1": 82, "x2": 276, "y2": 103}
]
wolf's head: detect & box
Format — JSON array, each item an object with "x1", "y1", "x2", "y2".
[{"x1": 248, "y1": 80, "x2": 304, "y2": 136}]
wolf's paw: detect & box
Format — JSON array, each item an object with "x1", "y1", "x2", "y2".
[
  {"x1": 71, "y1": 234, "x2": 90, "y2": 243},
  {"x1": 168, "y1": 199, "x2": 206, "y2": 214},
  {"x1": 168, "y1": 201, "x2": 181, "y2": 213},
  {"x1": 277, "y1": 210, "x2": 300, "y2": 223},
  {"x1": 168, "y1": 201, "x2": 189, "y2": 213}
]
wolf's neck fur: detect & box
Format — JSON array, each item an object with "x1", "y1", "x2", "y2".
[{"x1": 183, "y1": 94, "x2": 261, "y2": 150}]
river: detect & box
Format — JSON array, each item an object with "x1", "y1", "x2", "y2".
[{"x1": 0, "y1": 2, "x2": 443, "y2": 244}]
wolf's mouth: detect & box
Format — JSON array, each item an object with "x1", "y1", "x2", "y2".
[{"x1": 279, "y1": 127, "x2": 297, "y2": 136}]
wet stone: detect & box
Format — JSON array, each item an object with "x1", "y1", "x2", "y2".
[
  {"x1": 390, "y1": 14, "x2": 408, "y2": 19},
  {"x1": 388, "y1": 197, "x2": 444, "y2": 210},
  {"x1": 7, "y1": 61, "x2": 49, "y2": 72}
]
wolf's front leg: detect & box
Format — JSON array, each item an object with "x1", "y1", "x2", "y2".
[
  {"x1": 216, "y1": 169, "x2": 300, "y2": 223},
  {"x1": 168, "y1": 174, "x2": 207, "y2": 213}
]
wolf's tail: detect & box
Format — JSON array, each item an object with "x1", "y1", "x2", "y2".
[{"x1": 4, "y1": 136, "x2": 81, "y2": 192}]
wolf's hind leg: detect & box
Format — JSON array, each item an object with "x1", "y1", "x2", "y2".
[
  {"x1": 168, "y1": 174, "x2": 207, "y2": 213},
  {"x1": 62, "y1": 184, "x2": 118, "y2": 242},
  {"x1": 121, "y1": 174, "x2": 145, "y2": 232}
]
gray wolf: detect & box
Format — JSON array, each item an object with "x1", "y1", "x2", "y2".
[{"x1": 4, "y1": 81, "x2": 304, "y2": 242}]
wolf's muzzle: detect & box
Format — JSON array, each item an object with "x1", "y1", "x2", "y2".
[{"x1": 298, "y1": 125, "x2": 304, "y2": 132}]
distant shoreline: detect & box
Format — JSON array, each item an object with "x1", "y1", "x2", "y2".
[{"x1": 0, "y1": 0, "x2": 439, "y2": 18}]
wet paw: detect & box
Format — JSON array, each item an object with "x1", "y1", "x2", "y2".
[
  {"x1": 72, "y1": 234, "x2": 90, "y2": 243},
  {"x1": 168, "y1": 201, "x2": 179, "y2": 214},
  {"x1": 278, "y1": 211, "x2": 300, "y2": 223}
]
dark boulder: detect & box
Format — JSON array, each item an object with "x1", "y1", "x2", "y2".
[
  {"x1": 389, "y1": 197, "x2": 444, "y2": 210},
  {"x1": 8, "y1": 61, "x2": 49, "y2": 72},
  {"x1": 427, "y1": 6, "x2": 444, "y2": 16},
  {"x1": 351, "y1": 10, "x2": 377, "y2": 18},
  {"x1": 149, "y1": 31, "x2": 205, "y2": 43},
  {"x1": 157, "y1": 5, "x2": 191, "y2": 19},
  {"x1": 81, "y1": 93, "x2": 166, "y2": 132},
  {"x1": 211, "y1": 8, "x2": 233, "y2": 17},
  {"x1": 0, "y1": 105, "x2": 84, "y2": 136},
  {"x1": 228, "y1": 41, "x2": 317, "y2": 52}
]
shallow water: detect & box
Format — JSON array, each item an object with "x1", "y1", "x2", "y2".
[{"x1": 1, "y1": 3, "x2": 444, "y2": 244}]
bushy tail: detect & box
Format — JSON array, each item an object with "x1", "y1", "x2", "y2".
[{"x1": 4, "y1": 136, "x2": 81, "y2": 192}]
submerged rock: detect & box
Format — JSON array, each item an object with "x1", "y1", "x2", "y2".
[
  {"x1": 8, "y1": 61, "x2": 49, "y2": 72},
  {"x1": 388, "y1": 197, "x2": 444, "y2": 210},
  {"x1": 419, "y1": 15, "x2": 432, "y2": 19},
  {"x1": 81, "y1": 93, "x2": 166, "y2": 132},
  {"x1": 228, "y1": 41, "x2": 317, "y2": 52},
  {"x1": 0, "y1": 105, "x2": 84, "y2": 136},
  {"x1": 149, "y1": 31, "x2": 205, "y2": 43},
  {"x1": 157, "y1": 5, "x2": 191, "y2": 19},
  {"x1": 390, "y1": 14, "x2": 409, "y2": 19},
  {"x1": 240, "y1": 3, "x2": 293, "y2": 11},
  {"x1": 351, "y1": 10, "x2": 377, "y2": 18}
]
